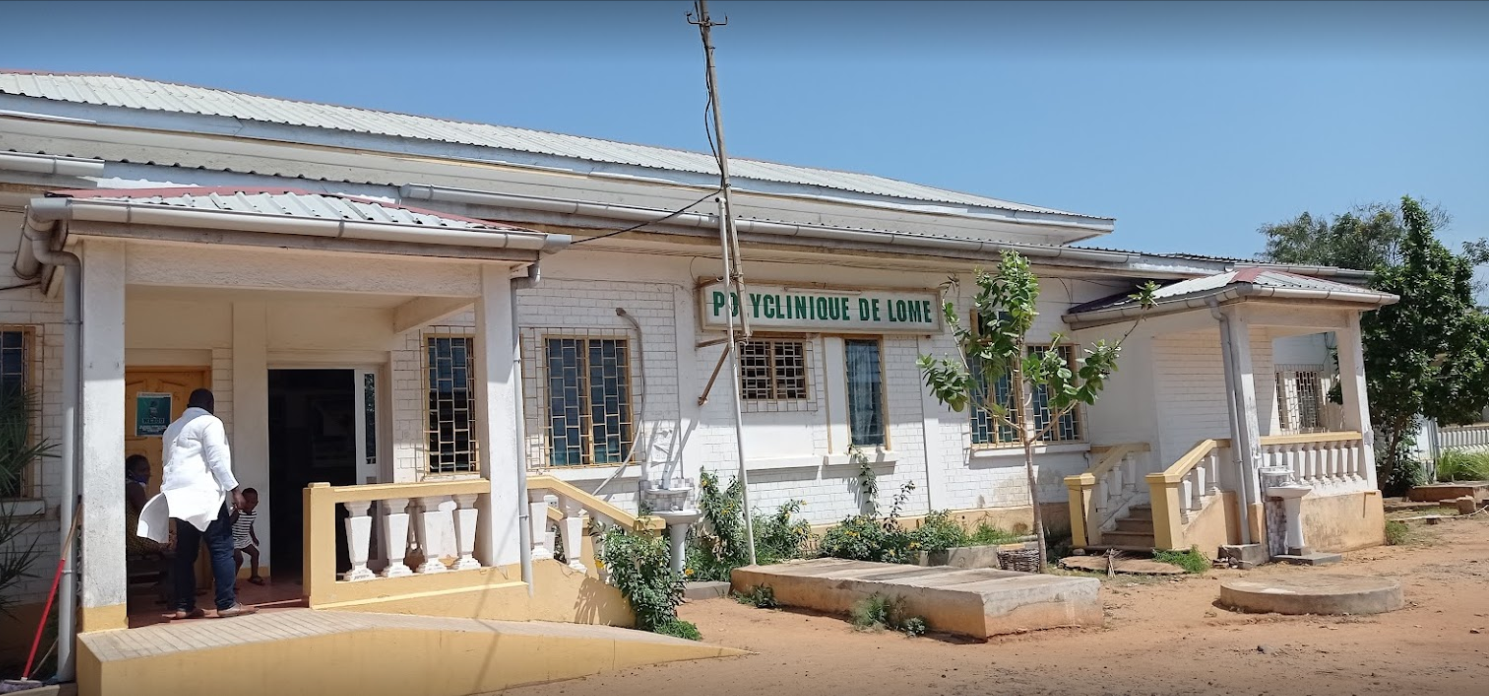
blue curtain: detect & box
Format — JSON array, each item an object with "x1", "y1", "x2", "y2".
[{"x1": 845, "y1": 340, "x2": 885, "y2": 447}]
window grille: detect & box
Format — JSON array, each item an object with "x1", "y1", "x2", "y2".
[
  {"x1": 0, "y1": 325, "x2": 37, "y2": 498},
  {"x1": 526, "y1": 331, "x2": 635, "y2": 467},
  {"x1": 423, "y1": 329, "x2": 478, "y2": 474},
  {"x1": 1276, "y1": 365, "x2": 1326, "y2": 434},
  {"x1": 739, "y1": 337, "x2": 817, "y2": 412},
  {"x1": 970, "y1": 344, "x2": 1083, "y2": 447},
  {"x1": 845, "y1": 339, "x2": 886, "y2": 447}
]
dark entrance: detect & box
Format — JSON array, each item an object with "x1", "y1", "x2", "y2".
[{"x1": 268, "y1": 369, "x2": 359, "y2": 582}]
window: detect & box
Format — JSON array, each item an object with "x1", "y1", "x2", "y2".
[
  {"x1": 544, "y1": 337, "x2": 633, "y2": 467},
  {"x1": 845, "y1": 339, "x2": 885, "y2": 447},
  {"x1": 1276, "y1": 365, "x2": 1326, "y2": 434},
  {"x1": 0, "y1": 326, "x2": 35, "y2": 498},
  {"x1": 739, "y1": 338, "x2": 816, "y2": 412},
  {"x1": 425, "y1": 333, "x2": 478, "y2": 474},
  {"x1": 969, "y1": 344, "x2": 1082, "y2": 447}
]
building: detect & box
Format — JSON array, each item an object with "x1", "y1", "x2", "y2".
[{"x1": 0, "y1": 72, "x2": 1394, "y2": 693}]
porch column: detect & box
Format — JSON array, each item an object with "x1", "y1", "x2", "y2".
[
  {"x1": 1223, "y1": 309, "x2": 1265, "y2": 534},
  {"x1": 1336, "y1": 314, "x2": 1377, "y2": 489},
  {"x1": 79, "y1": 238, "x2": 128, "y2": 631},
  {"x1": 474, "y1": 265, "x2": 521, "y2": 567}
]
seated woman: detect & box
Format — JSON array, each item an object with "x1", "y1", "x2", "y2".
[{"x1": 126, "y1": 454, "x2": 174, "y2": 604}]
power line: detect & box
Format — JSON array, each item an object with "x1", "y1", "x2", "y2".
[{"x1": 568, "y1": 189, "x2": 721, "y2": 245}]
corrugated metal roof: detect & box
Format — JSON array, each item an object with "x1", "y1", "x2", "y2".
[
  {"x1": 1068, "y1": 269, "x2": 1390, "y2": 315},
  {"x1": 0, "y1": 71, "x2": 1104, "y2": 220},
  {"x1": 49, "y1": 186, "x2": 534, "y2": 231}
]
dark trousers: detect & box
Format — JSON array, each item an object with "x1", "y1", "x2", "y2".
[{"x1": 173, "y1": 504, "x2": 237, "y2": 611}]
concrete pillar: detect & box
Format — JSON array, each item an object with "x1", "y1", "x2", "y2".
[
  {"x1": 1223, "y1": 309, "x2": 1266, "y2": 538},
  {"x1": 78, "y1": 238, "x2": 127, "y2": 631},
  {"x1": 822, "y1": 337, "x2": 849, "y2": 453},
  {"x1": 474, "y1": 265, "x2": 520, "y2": 567},
  {"x1": 1335, "y1": 314, "x2": 1377, "y2": 490},
  {"x1": 231, "y1": 302, "x2": 270, "y2": 571}
]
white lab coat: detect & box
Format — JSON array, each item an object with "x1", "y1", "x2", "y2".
[{"x1": 137, "y1": 407, "x2": 239, "y2": 543}]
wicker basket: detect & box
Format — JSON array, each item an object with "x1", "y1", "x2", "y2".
[{"x1": 996, "y1": 546, "x2": 1041, "y2": 573}]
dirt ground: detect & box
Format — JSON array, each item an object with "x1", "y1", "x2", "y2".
[{"x1": 506, "y1": 515, "x2": 1489, "y2": 696}]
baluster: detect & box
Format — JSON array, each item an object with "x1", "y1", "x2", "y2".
[
  {"x1": 1093, "y1": 479, "x2": 1109, "y2": 524},
  {"x1": 558, "y1": 500, "x2": 586, "y2": 572},
  {"x1": 450, "y1": 494, "x2": 482, "y2": 571},
  {"x1": 1194, "y1": 462, "x2": 1207, "y2": 502},
  {"x1": 342, "y1": 500, "x2": 376, "y2": 581},
  {"x1": 1350, "y1": 442, "x2": 1364, "y2": 482},
  {"x1": 1181, "y1": 477, "x2": 1195, "y2": 519},
  {"x1": 1124, "y1": 453, "x2": 1139, "y2": 493},
  {"x1": 1110, "y1": 466, "x2": 1125, "y2": 499},
  {"x1": 1205, "y1": 451, "x2": 1220, "y2": 496},
  {"x1": 530, "y1": 491, "x2": 555, "y2": 561},
  {"x1": 1329, "y1": 444, "x2": 1342, "y2": 484},
  {"x1": 414, "y1": 496, "x2": 450, "y2": 574},
  {"x1": 379, "y1": 497, "x2": 413, "y2": 578}
]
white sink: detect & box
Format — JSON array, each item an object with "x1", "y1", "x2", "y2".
[{"x1": 1267, "y1": 484, "x2": 1312, "y2": 500}]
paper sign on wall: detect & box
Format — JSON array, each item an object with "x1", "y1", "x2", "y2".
[{"x1": 135, "y1": 393, "x2": 172, "y2": 437}]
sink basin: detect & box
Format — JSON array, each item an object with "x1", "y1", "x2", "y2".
[
  {"x1": 652, "y1": 508, "x2": 703, "y2": 525},
  {"x1": 1267, "y1": 484, "x2": 1312, "y2": 499}
]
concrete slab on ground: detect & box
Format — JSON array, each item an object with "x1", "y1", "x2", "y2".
[
  {"x1": 1408, "y1": 482, "x2": 1489, "y2": 504},
  {"x1": 1219, "y1": 574, "x2": 1404, "y2": 615},
  {"x1": 1058, "y1": 556, "x2": 1186, "y2": 575},
  {"x1": 1274, "y1": 552, "x2": 1343, "y2": 566},
  {"x1": 731, "y1": 558, "x2": 1101, "y2": 640},
  {"x1": 684, "y1": 581, "x2": 732, "y2": 600}
]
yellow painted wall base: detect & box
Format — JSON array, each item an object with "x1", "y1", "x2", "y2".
[
  {"x1": 79, "y1": 604, "x2": 127, "y2": 633},
  {"x1": 78, "y1": 610, "x2": 744, "y2": 696},
  {"x1": 1175, "y1": 491, "x2": 1240, "y2": 557},
  {"x1": 1300, "y1": 490, "x2": 1385, "y2": 552},
  {"x1": 317, "y1": 558, "x2": 634, "y2": 627}
]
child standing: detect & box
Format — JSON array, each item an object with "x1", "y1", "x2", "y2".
[{"x1": 231, "y1": 488, "x2": 263, "y2": 585}]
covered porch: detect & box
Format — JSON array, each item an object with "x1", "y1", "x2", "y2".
[{"x1": 1062, "y1": 269, "x2": 1398, "y2": 558}]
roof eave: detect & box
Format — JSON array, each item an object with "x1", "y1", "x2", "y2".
[{"x1": 1063, "y1": 283, "x2": 1400, "y2": 330}]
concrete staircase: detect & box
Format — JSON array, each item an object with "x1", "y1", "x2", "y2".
[{"x1": 1080, "y1": 503, "x2": 1157, "y2": 554}]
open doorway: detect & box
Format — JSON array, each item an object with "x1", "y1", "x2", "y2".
[{"x1": 268, "y1": 369, "x2": 360, "y2": 582}]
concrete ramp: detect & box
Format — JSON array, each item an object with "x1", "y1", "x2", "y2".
[
  {"x1": 79, "y1": 609, "x2": 745, "y2": 696},
  {"x1": 732, "y1": 559, "x2": 1101, "y2": 639}
]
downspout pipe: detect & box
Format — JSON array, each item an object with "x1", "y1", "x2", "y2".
[
  {"x1": 18, "y1": 216, "x2": 81, "y2": 681},
  {"x1": 1208, "y1": 297, "x2": 1253, "y2": 545},
  {"x1": 511, "y1": 260, "x2": 541, "y2": 596}
]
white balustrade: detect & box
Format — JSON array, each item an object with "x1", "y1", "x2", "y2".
[
  {"x1": 1259, "y1": 433, "x2": 1367, "y2": 492},
  {"x1": 1439, "y1": 423, "x2": 1489, "y2": 452},
  {"x1": 1079, "y1": 444, "x2": 1156, "y2": 539}
]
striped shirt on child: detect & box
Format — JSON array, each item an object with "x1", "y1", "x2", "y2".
[{"x1": 232, "y1": 509, "x2": 257, "y2": 550}]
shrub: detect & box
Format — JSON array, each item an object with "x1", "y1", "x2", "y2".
[
  {"x1": 686, "y1": 471, "x2": 812, "y2": 581},
  {"x1": 754, "y1": 500, "x2": 812, "y2": 565},
  {"x1": 1377, "y1": 450, "x2": 1425, "y2": 497},
  {"x1": 0, "y1": 388, "x2": 52, "y2": 618},
  {"x1": 969, "y1": 521, "x2": 1020, "y2": 546},
  {"x1": 595, "y1": 523, "x2": 686, "y2": 633},
  {"x1": 734, "y1": 584, "x2": 778, "y2": 609},
  {"x1": 1043, "y1": 524, "x2": 1075, "y2": 563},
  {"x1": 1152, "y1": 545, "x2": 1211, "y2": 574},
  {"x1": 912, "y1": 510, "x2": 969, "y2": 553},
  {"x1": 819, "y1": 515, "x2": 918, "y2": 564},
  {"x1": 849, "y1": 592, "x2": 927, "y2": 636},
  {"x1": 654, "y1": 618, "x2": 702, "y2": 641},
  {"x1": 1435, "y1": 450, "x2": 1489, "y2": 482},
  {"x1": 1384, "y1": 520, "x2": 1412, "y2": 546}
]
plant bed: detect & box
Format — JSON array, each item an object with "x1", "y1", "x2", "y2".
[{"x1": 917, "y1": 537, "x2": 1039, "y2": 569}]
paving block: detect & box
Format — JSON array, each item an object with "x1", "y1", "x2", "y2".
[
  {"x1": 1274, "y1": 552, "x2": 1342, "y2": 566},
  {"x1": 731, "y1": 558, "x2": 1101, "y2": 640},
  {"x1": 1219, "y1": 544, "x2": 1269, "y2": 570}
]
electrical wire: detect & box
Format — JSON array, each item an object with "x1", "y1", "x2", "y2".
[{"x1": 568, "y1": 189, "x2": 721, "y2": 246}]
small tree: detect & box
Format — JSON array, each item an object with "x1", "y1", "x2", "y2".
[
  {"x1": 918, "y1": 251, "x2": 1154, "y2": 571},
  {"x1": 0, "y1": 387, "x2": 53, "y2": 617},
  {"x1": 1362, "y1": 196, "x2": 1489, "y2": 492}
]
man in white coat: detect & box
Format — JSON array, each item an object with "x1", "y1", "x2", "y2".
[{"x1": 152, "y1": 388, "x2": 257, "y2": 619}]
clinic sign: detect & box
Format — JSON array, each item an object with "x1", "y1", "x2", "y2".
[{"x1": 698, "y1": 282, "x2": 944, "y2": 335}]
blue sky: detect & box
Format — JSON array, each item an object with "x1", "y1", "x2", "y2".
[{"x1": 2, "y1": 0, "x2": 1486, "y2": 262}]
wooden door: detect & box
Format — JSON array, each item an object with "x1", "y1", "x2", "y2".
[
  {"x1": 124, "y1": 368, "x2": 212, "y2": 587},
  {"x1": 124, "y1": 368, "x2": 211, "y2": 495}
]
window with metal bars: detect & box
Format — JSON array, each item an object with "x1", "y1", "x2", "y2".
[
  {"x1": 1, "y1": 326, "x2": 36, "y2": 498},
  {"x1": 425, "y1": 334, "x2": 478, "y2": 474},
  {"x1": 739, "y1": 338, "x2": 815, "y2": 412},
  {"x1": 1276, "y1": 365, "x2": 1326, "y2": 434},
  {"x1": 845, "y1": 339, "x2": 886, "y2": 447},
  {"x1": 969, "y1": 344, "x2": 1082, "y2": 447},
  {"x1": 543, "y1": 337, "x2": 634, "y2": 467}
]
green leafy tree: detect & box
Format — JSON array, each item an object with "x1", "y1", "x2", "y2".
[
  {"x1": 1360, "y1": 197, "x2": 1489, "y2": 492},
  {"x1": 1258, "y1": 201, "x2": 1479, "y2": 272},
  {"x1": 918, "y1": 251, "x2": 1154, "y2": 570}
]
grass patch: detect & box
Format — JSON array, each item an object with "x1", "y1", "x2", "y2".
[
  {"x1": 969, "y1": 521, "x2": 1021, "y2": 546},
  {"x1": 1152, "y1": 545, "x2": 1211, "y2": 574},
  {"x1": 1384, "y1": 520, "x2": 1413, "y2": 545},
  {"x1": 849, "y1": 592, "x2": 928, "y2": 636},
  {"x1": 654, "y1": 618, "x2": 702, "y2": 641},
  {"x1": 1435, "y1": 450, "x2": 1489, "y2": 482}
]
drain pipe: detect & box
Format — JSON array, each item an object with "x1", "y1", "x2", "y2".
[
  {"x1": 511, "y1": 261, "x2": 541, "y2": 596},
  {"x1": 18, "y1": 220, "x2": 81, "y2": 681},
  {"x1": 1208, "y1": 297, "x2": 1252, "y2": 544}
]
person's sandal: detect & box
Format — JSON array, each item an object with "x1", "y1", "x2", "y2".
[
  {"x1": 215, "y1": 603, "x2": 258, "y2": 619},
  {"x1": 248, "y1": 576, "x2": 265, "y2": 586},
  {"x1": 162, "y1": 608, "x2": 206, "y2": 621}
]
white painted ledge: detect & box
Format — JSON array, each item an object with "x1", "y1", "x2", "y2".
[
  {"x1": 744, "y1": 450, "x2": 901, "y2": 472},
  {"x1": 538, "y1": 464, "x2": 645, "y2": 483},
  {"x1": 969, "y1": 443, "x2": 1091, "y2": 461}
]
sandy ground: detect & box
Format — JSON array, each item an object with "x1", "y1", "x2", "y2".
[{"x1": 505, "y1": 515, "x2": 1489, "y2": 696}]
